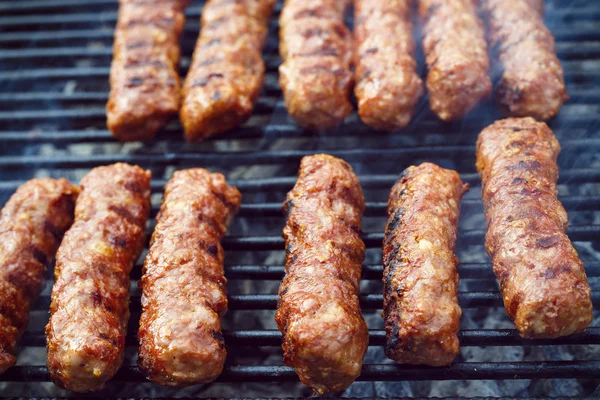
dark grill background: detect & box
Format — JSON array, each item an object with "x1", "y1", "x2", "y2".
[{"x1": 0, "y1": 0, "x2": 599, "y2": 398}]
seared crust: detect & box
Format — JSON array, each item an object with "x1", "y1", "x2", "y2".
[
  {"x1": 279, "y1": 0, "x2": 353, "y2": 129},
  {"x1": 276, "y1": 154, "x2": 368, "y2": 394},
  {"x1": 46, "y1": 164, "x2": 151, "y2": 392},
  {"x1": 107, "y1": 0, "x2": 188, "y2": 141},
  {"x1": 419, "y1": 0, "x2": 491, "y2": 120},
  {"x1": 181, "y1": 0, "x2": 275, "y2": 142},
  {"x1": 476, "y1": 118, "x2": 592, "y2": 338},
  {"x1": 482, "y1": 0, "x2": 568, "y2": 120},
  {"x1": 0, "y1": 179, "x2": 78, "y2": 375},
  {"x1": 354, "y1": 0, "x2": 423, "y2": 131},
  {"x1": 383, "y1": 163, "x2": 467, "y2": 366},
  {"x1": 138, "y1": 169, "x2": 241, "y2": 386}
]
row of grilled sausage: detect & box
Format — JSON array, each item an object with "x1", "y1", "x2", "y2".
[
  {"x1": 0, "y1": 118, "x2": 592, "y2": 393},
  {"x1": 107, "y1": 0, "x2": 568, "y2": 141}
]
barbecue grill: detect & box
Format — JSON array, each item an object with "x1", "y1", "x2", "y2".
[{"x1": 0, "y1": 0, "x2": 599, "y2": 398}]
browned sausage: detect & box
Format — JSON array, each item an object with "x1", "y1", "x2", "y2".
[
  {"x1": 419, "y1": 0, "x2": 492, "y2": 120},
  {"x1": 107, "y1": 0, "x2": 188, "y2": 141},
  {"x1": 0, "y1": 179, "x2": 78, "y2": 375},
  {"x1": 354, "y1": 0, "x2": 423, "y2": 130},
  {"x1": 181, "y1": 0, "x2": 275, "y2": 142},
  {"x1": 276, "y1": 154, "x2": 368, "y2": 394},
  {"x1": 383, "y1": 163, "x2": 467, "y2": 366},
  {"x1": 481, "y1": 0, "x2": 568, "y2": 120},
  {"x1": 138, "y1": 169, "x2": 241, "y2": 386},
  {"x1": 46, "y1": 163, "x2": 151, "y2": 392},
  {"x1": 279, "y1": 0, "x2": 354, "y2": 129},
  {"x1": 476, "y1": 118, "x2": 592, "y2": 338}
]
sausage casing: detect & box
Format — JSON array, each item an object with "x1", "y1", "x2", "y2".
[
  {"x1": 476, "y1": 118, "x2": 592, "y2": 338},
  {"x1": 181, "y1": 0, "x2": 275, "y2": 142},
  {"x1": 279, "y1": 0, "x2": 353, "y2": 129},
  {"x1": 0, "y1": 179, "x2": 78, "y2": 375},
  {"x1": 482, "y1": 0, "x2": 568, "y2": 120},
  {"x1": 276, "y1": 154, "x2": 368, "y2": 394},
  {"x1": 46, "y1": 164, "x2": 151, "y2": 392},
  {"x1": 383, "y1": 163, "x2": 467, "y2": 366},
  {"x1": 354, "y1": 0, "x2": 423, "y2": 131},
  {"x1": 419, "y1": 0, "x2": 491, "y2": 120},
  {"x1": 138, "y1": 169, "x2": 241, "y2": 386},
  {"x1": 107, "y1": 0, "x2": 188, "y2": 141}
]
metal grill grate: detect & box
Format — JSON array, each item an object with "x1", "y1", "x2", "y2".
[{"x1": 0, "y1": 0, "x2": 599, "y2": 398}]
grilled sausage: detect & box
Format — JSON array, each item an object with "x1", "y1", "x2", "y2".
[
  {"x1": 419, "y1": 0, "x2": 492, "y2": 120},
  {"x1": 276, "y1": 154, "x2": 368, "y2": 394},
  {"x1": 107, "y1": 0, "x2": 188, "y2": 141},
  {"x1": 476, "y1": 118, "x2": 592, "y2": 338},
  {"x1": 279, "y1": 0, "x2": 353, "y2": 130},
  {"x1": 0, "y1": 179, "x2": 78, "y2": 375},
  {"x1": 46, "y1": 164, "x2": 151, "y2": 392},
  {"x1": 180, "y1": 0, "x2": 275, "y2": 142},
  {"x1": 354, "y1": 0, "x2": 423, "y2": 131},
  {"x1": 482, "y1": 0, "x2": 568, "y2": 120},
  {"x1": 383, "y1": 163, "x2": 467, "y2": 366},
  {"x1": 138, "y1": 169, "x2": 241, "y2": 386}
]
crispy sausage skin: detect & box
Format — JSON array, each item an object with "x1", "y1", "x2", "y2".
[
  {"x1": 279, "y1": 0, "x2": 354, "y2": 130},
  {"x1": 276, "y1": 154, "x2": 368, "y2": 394},
  {"x1": 0, "y1": 179, "x2": 78, "y2": 375},
  {"x1": 354, "y1": 0, "x2": 423, "y2": 131},
  {"x1": 419, "y1": 0, "x2": 492, "y2": 121},
  {"x1": 46, "y1": 164, "x2": 151, "y2": 392},
  {"x1": 107, "y1": 0, "x2": 188, "y2": 141},
  {"x1": 138, "y1": 169, "x2": 241, "y2": 386},
  {"x1": 476, "y1": 118, "x2": 592, "y2": 338},
  {"x1": 482, "y1": 0, "x2": 568, "y2": 120},
  {"x1": 383, "y1": 163, "x2": 467, "y2": 366},
  {"x1": 181, "y1": 0, "x2": 275, "y2": 142}
]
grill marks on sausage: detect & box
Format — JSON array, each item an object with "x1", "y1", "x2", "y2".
[
  {"x1": 181, "y1": 0, "x2": 275, "y2": 142},
  {"x1": 383, "y1": 163, "x2": 465, "y2": 367},
  {"x1": 46, "y1": 164, "x2": 151, "y2": 392},
  {"x1": 476, "y1": 118, "x2": 592, "y2": 339},
  {"x1": 419, "y1": 0, "x2": 491, "y2": 121},
  {"x1": 190, "y1": 73, "x2": 225, "y2": 88},
  {"x1": 138, "y1": 168, "x2": 241, "y2": 387},
  {"x1": 0, "y1": 179, "x2": 78, "y2": 376},
  {"x1": 108, "y1": 204, "x2": 139, "y2": 226},
  {"x1": 354, "y1": 0, "x2": 423, "y2": 130},
  {"x1": 276, "y1": 154, "x2": 368, "y2": 394},
  {"x1": 278, "y1": 0, "x2": 353, "y2": 129},
  {"x1": 107, "y1": 0, "x2": 187, "y2": 141},
  {"x1": 482, "y1": 0, "x2": 567, "y2": 120}
]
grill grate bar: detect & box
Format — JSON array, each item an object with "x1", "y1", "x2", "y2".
[
  {"x1": 0, "y1": 0, "x2": 584, "y2": 12},
  {"x1": 0, "y1": 98, "x2": 280, "y2": 120},
  {"x1": 237, "y1": 196, "x2": 600, "y2": 217},
  {"x1": 0, "y1": 169, "x2": 597, "y2": 192},
  {"x1": 0, "y1": 122, "x2": 597, "y2": 142},
  {"x1": 28, "y1": 291, "x2": 600, "y2": 312},
  {"x1": 32, "y1": 260, "x2": 600, "y2": 281},
  {"x1": 0, "y1": 0, "x2": 117, "y2": 11},
  {"x1": 0, "y1": 5, "x2": 596, "y2": 26},
  {"x1": 1, "y1": 43, "x2": 597, "y2": 60},
  {"x1": 3, "y1": 361, "x2": 600, "y2": 383},
  {"x1": 0, "y1": 148, "x2": 598, "y2": 170},
  {"x1": 18, "y1": 327, "x2": 600, "y2": 348},
  {"x1": 1, "y1": 27, "x2": 598, "y2": 44},
  {"x1": 218, "y1": 226, "x2": 600, "y2": 251},
  {"x1": 221, "y1": 260, "x2": 600, "y2": 280},
  {"x1": 1, "y1": 61, "x2": 597, "y2": 81},
  {"x1": 1, "y1": 88, "x2": 598, "y2": 104}
]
